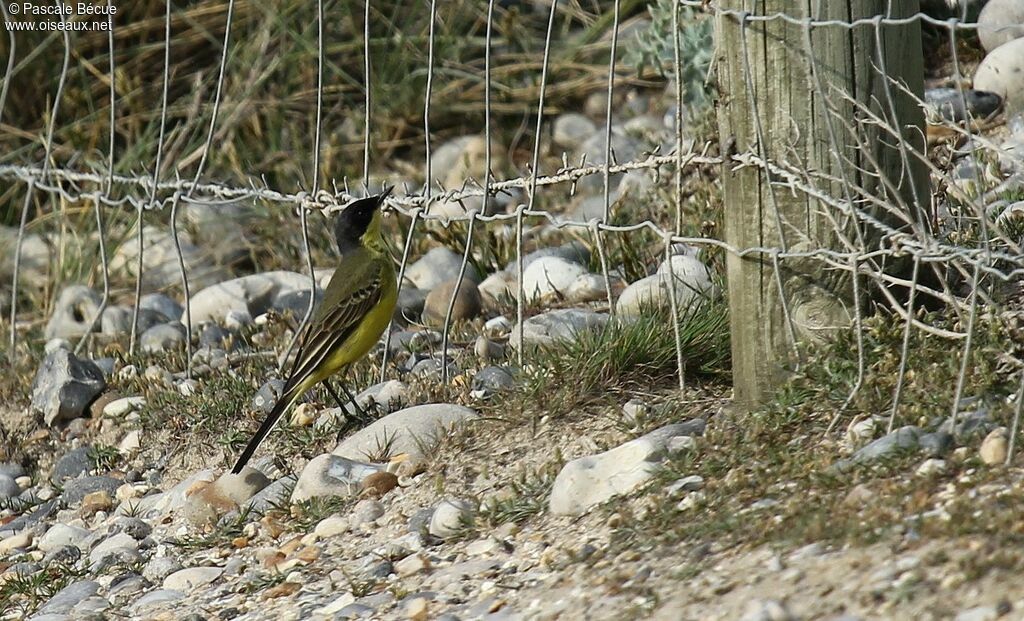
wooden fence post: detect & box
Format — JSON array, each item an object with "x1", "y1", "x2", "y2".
[{"x1": 716, "y1": 1, "x2": 928, "y2": 407}]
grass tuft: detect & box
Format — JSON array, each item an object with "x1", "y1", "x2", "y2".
[
  {"x1": 0, "y1": 560, "x2": 87, "y2": 618},
  {"x1": 512, "y1": 303, "x2": 729, "y2": 418}
]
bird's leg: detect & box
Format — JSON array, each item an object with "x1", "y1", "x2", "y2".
[
  {"x1": 326, "y1": 380, "x2": 372, "y2": 424},
  {"x1": 324, "y1": 382, "x2": 347, "y2": 411}
]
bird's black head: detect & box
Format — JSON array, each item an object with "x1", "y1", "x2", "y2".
[{"x1": 333, "y1": 187, "x2": 392, "y2": 254}]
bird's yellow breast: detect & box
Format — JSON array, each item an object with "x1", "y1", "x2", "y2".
[{"x1": 312, "y1": 261, "x2": 397, "y2": 386}]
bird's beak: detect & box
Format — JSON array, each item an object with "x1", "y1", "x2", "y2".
[{"x1": 378, "y1": 185, "x2": 394, "y2": 214}]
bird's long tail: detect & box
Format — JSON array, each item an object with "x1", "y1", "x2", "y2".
[{"x1": 231, "y1": 385, "x2": 303, "y2": 474}]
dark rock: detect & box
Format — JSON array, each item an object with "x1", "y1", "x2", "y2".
[
  {"x1": 139, "y1": 293, "x2": 183, "y2": 322},
  {"x1": 919, "y1": 431, "x2": 954, "y2": 457},
  {"x1": 388, "y1": 331, "x2": 419, "y2": 357},
  {"x1": 199, "y1": 324, "x2": 235, "y2": 350},
  {"x1": 361, "y1": 559, "x2": 394, "y2": 580},
  {"x1": 44, "y1": 544, "x2": 83, "y2": 564},
  {"x1": 410, "y1": 358, "x2": 460, "y2": 379},
  {"x1": 0, "y1": 474, "x2": 19, "y2": 499},
  {"x1": 940, "y1": 408, "x2": 993, "y2": 439},
  {"x1": 101, "y1": 306, "x2": 166, "y2": 337},
  {"x1": 472, "y1": 366, "x2": 516, "y2": 395},
  {"x1": 31, "y1": 349, "x2": 106, "y2": 426},
  {"x1": 35, "y1": 580, "x2": 100, "y2": 615},
  {"x1": 111, "y1": 517, "x2": 152, "y2": 540},
  {"x1": 0, "y1": 500, "x2": 57, "y2": 537},
  {"x1": 273, "y1": 288, "x2": 322, "y2": 319},
  {"x1": 62, "y1": 475, "x2": 121, "y2": 505},
  {"x1": 0, "y1": 462, "x2": 26, "y2": 479},
  {"x1": 925, "y1": 88, "x2": 1003, "y2": 122},
  {"x1": 408, "y1": 507, "x2": 435, "y2": 537},
  {"x1": 396, "y1": 287, "x2": 428, "y2": 324},
  {"x1": 852, "y1": 426, "x2": 922, "y2": 463},
  {"x1": 92, "y1": 357, "x2": 116, "y2": 378},
  {"x1": 252, "y1": 379, "x2": 286, "y2": 415},
  {"x1": 52, "y1": 447, "x2": 93, "y2": 484}
]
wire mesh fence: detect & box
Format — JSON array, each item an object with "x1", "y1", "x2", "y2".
[{"x1": 1, "y1": 1, "x2": 1023, "y2": 458}]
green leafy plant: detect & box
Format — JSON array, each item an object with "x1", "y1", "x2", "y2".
[{"x1": 624, "y1": 0, "x2": 714, "y2": 111}]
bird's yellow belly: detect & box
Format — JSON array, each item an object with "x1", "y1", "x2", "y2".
[{"x1": 312, "y1": 274, "x2": 397, "y2": 386}]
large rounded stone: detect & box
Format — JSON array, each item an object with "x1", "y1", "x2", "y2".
[
  {"x1": 139, "y1": 323, "x2": 187, "y2": 353},
  {"x1": 978, "y1": 0, "x2": 1024, "y2": 52},
  {"x1": 139, "y1": 293, "x2": 183, "y2": 322},
  {"x1": 429, "y1": 498, "x2": 476, "y2": 539},
  {"x1": 553, "y1": 113, "x2": 597, "y2": 151},
  {"x1": 422, "y1": 279, "x2": 483, "y2": 325},
  {"x1": 404, "y1": 248, "x2": 480, "y2": 291},
  {"x1": 0, "y1": 226, "x2": 50, "y2": 289},
  {"x1": 110, "y1": 225, "x2": 227, "y2": 293},
  {"x1": 180, "y1": 467, "x2": 271, "y2": 526},
  {"x1": 616, "y1": 255, "x2": 715, "y2": 317},
  {"x1": 184, "y1": 271, "x2": 316, "y2": 324},
  {"x1": 332, "y1": 404, "x2": 479, "y2": 466},
  {"x1": 549, "y1": 421, "x2": 705, "y2": 515},
  {"x1": 100, "y1": 305, "x2": 166, "y2": 337},
  {"x1": 522, "y1": 256, "x2": 587, "y2": 302},
  {"x1": 291, "y1": 454, "x2": 384, "y2": 503},
  {"x1": 974, "y1": 37, "x2": 1024, "y2": 114},
  {"x1": 44, "y1": 286, "x2": 101, "y2": 340},
  {"x1": 508, "y1": 309, "x2": 610, "y2": 349}
]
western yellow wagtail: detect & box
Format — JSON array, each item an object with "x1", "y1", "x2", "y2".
[{"x1": 231, "y1": 189, "x2": 397, "y2": 473}]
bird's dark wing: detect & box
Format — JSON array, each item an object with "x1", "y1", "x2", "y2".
[{"x1": 282, "y1": 268, "x2": 383, "y2": 394}]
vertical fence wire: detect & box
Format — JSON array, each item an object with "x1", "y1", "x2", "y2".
[
  {"x1": 170, "y1": 0, "x2": 237, "y2": 378},
  {"x1": 130, "y1": 0, "x2": 173, "y2": 356},
  {"x1": 516, "y1": 0, "x2": 560, "y2": 361},
  {"x1": 363, "y1": 0, "x2": 372, "y2": 186},
  {"x1": 423, "y1": 0, "x2": 437, "y2": 213},
  {"x1": 664, "y1": 234, "x2": 686, "y2": 392},
  {"x1": 440, "y1": 212, "x2": 477, "y2": 383},
  {"x1": 380, "y1": 209, "x2": 422, "y2": 382},
  {"x1": 0, "y1": 3, "x2": 15, "y2": 129},
  {"x1": 483, "y1": 0, "x2": 495, "y2": 216},
  {"x1": 9, "y1": 0, "x2": 71, "y2": 355},
  {"x1": 671, "y1": 0, "x2": 684, "y2": 235},
  {"x1": 75, "y1": 1, "x2": 116, "y2": 355},
  {"x1": 281, "y1": 0, "x2": 326, "y2": 372},
  {"x1": 600, "y1": 0, "x2": 621, "y2": 223},
  {"x1": 1007, "y1": 372, "x2": 1024, "y2": 466},
  {"x1": 887, "y1": 254, "x2": 920, "y2": 433}
]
